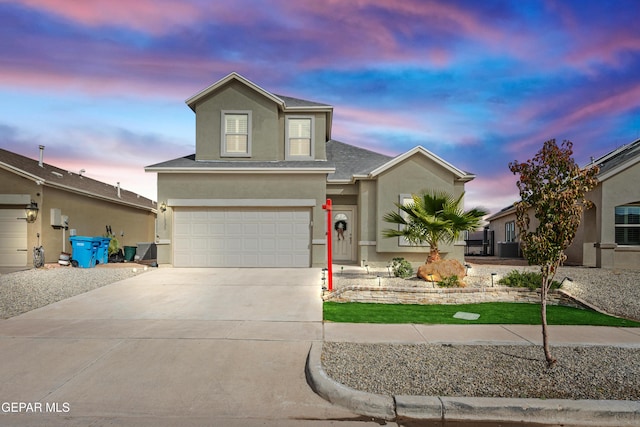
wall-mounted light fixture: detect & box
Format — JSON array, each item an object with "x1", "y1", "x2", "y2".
[
  {"x1": 159, "y1": 201, "x2": 167, "y2": 212},
  {"x1": 24, "y1": 201, "x2": 39, "y2": 223}
]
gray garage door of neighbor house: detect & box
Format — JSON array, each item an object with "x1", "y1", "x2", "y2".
[
  {"x1": 0, "y1": 209, "x2": 27, "y2": 267},
  {"x1": 173, "y1": 207, "x2": 311, "y2": 267}
]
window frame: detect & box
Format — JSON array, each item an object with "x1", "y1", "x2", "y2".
[
  {"x1": 615, "y1": 204, "x2": 640, "y2": 246},
  {"x1": 285, "y1": 115, "x2": 314, "y2": 160},
  {"x1": 397, "y1": 193, "x2": 428, "y2": 247},
  {"x1": 505, "y1": 220, "x2": 516, "y2": 243},
  {"x1": 221, "y1": 110, "x2": 252, "y2": 158}
]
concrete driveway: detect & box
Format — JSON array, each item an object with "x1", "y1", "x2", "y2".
[{"x1": 0, "y1": 268, "x2": 368, "y2": 426}]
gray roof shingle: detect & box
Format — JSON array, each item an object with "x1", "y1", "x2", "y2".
[
  {"x1": 592, "y1": 138, "x2": 640, "y2": 176},
  {"x1": 326, "y1": 140, "x2": 393, "y2": 181},
  {"x1": 0, "y1": 148, "x2": 156, "y2": 210},
  {"x1": 146, "y1": 154, "x2": 335, "y2": 171},
  {"x1": 273, "y1": 94, "x2": 332, "y2": 109}
]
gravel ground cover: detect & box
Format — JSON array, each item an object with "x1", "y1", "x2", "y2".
[
  {"x1": 0, "y1": 264, "x2": 149, "y2": 319},
  {"x1": 322, "y1": 342, "x2": 640, "y2": 400},
  {"x1": 326, "y1": 262, "x2": 640, "y2": 400}
]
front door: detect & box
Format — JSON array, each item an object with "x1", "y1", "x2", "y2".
[{"x1": 332, "y1": 207, "x2": 355, "y2": 262}]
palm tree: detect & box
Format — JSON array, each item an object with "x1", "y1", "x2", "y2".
[{"x1": 382, "y1": 190, "x2": 487, "y2": 263}]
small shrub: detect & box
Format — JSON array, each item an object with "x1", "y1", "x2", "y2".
[
  {"x1": 438, "y1": 275, "x2": 462, "y2": 288},
  {"x1": 498, "y1": 270, "x2": 561, "y2": 290},
  {"x1": 390, "y1": 257, "x2": 413, "y2": 278}
]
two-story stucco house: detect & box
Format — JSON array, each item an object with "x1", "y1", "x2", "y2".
[
  {"x1": 145, "y1": 72, "x2": 476, "y2": 268},
  {"x1": 487, "y1": 137, "x2": 640, "y2": 269}
]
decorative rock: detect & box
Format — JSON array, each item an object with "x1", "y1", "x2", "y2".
[{"x1": 417, "y1": 259, "x2": 466, "y2": 282}]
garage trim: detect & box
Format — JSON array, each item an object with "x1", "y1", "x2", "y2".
[{"x1": 168, "y1": 198, "x2": 317, "y2": 207}]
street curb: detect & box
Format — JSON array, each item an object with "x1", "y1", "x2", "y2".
[
  {"x1": 306, "y1": 342, "x2": 640, "y2": 426},
  {"x1": 305, "y1": 342, "x2": 396, "y2": 420}
]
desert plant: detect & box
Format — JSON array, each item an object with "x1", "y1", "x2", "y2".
[
  {"x1": 390, "y1": 257, "x2": 413, "y2": 278},
  {"x1": 382, "y1": 190, "x2": 487, "y2": 263},
  {"x1": 438, "y1": 275, "x2": 462, "y2": 288},
  {"x1": 498, "y1": 270, "x2": 561, "y2": 290}
]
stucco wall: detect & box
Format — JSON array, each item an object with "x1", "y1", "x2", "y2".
[
  {"x1": 0, "y1": 169, "x2": 156, "y2": 266},
  {"x1": 598, "y1": 164, "x2": 640, "y2": 268},
  {"x1": 193, "y1": 80, "x2": 328, "y2": 162},
  {"x1": 41, "y1": 186, "x2": 155, "y2": 263},
  {"x1": 194, "y1": 81, "x2": 281, "y2": 161},
  {"x1": 375, "y1": 154, "x2": 463, "y2": 262}
]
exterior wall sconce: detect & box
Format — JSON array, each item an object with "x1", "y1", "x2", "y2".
[
  {"x1": 24, "y1": 201, "x2": 39, "y2": 223},
  {"x1": 159, "y1": 201, "x2": 167, "y2": 212}
]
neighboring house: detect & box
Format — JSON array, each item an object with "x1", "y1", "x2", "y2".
[
  {"x1": 487, "y1": 138, "x2": 640, "y2": 269},
  {"x1": 145, "y1": 72, "x2": 476, "y2": 268},
  {"x1": 0, "y1": 146, "x2": 157, "y2": 268}
]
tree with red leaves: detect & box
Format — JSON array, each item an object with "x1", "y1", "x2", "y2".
[{"x1": 509, "y1": 139, "x2": 599, "y2": 367}]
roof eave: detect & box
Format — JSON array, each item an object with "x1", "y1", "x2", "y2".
[
  {"x1": 596, "y1": 154, "x2": 640, "y2": 182},
  {"x1": 485, "y1": 205, "x2": 517, "y2": 221},
  {"x1": 185, "y1": 72, "x2": 285, "y2": 112},
  {"x1": 145, "y1": 166, "x2": 336, "y2": 174},
  {"x1": 368, "y1": 146, "x2": 473, "y2": 181}
]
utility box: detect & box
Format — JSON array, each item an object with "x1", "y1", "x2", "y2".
[
  {"x1": 136, "y1": 242, "x2": 157, "y2": 261},
  {"x1": 51, "y1": 208, "x2": 62, "y2": 227}
]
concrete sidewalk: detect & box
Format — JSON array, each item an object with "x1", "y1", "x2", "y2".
[{"x1": 323, "y1": 323, "x2": 640, "y2": 347}]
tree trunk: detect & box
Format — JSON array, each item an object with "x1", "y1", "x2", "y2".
[
  {"x1": 540, "y1": 281, "x2": 557, "y2": 367},
  {"x1": 426, "y1": 246, "x2": 441, "y2": 263}
]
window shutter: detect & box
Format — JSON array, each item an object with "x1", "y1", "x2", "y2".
[
  {"x1": 225, "y1": 114, "x2": 248, "y2": 153},
  {"x1": 288, "y1": 118, "x2": 311, "y2": 156}
]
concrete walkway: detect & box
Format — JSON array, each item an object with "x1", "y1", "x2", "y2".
[
  {"x1": 0, "y1": 268, "x2": 370, "y2": 426},
  {"x1": 323, "y1": 322, "x2": 640, "y2": 347}
]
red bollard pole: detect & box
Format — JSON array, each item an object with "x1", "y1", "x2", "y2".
[{"x1": 322, "y1": 199, "x2": 333, "y2": 291}]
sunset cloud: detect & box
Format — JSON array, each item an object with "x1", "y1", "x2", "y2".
[{"x1": 1, "y1": 0, "x2": 639, "y2": 207}]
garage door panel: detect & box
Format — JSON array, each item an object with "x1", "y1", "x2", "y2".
[
  {"x1": 242, "y1": 223, "x2": 259, "y2": 234},
  {"x1": 192, "y1": 223, "x2": 209, "y2": 235},
  {"x1": 209, "y1": 223, "x2": 225, "y2": 235},
  {"x1": 173, "y1": 207, "x2": 310, "y2": 267},
  {"x1": 244, "y1": 239, "x2": 259, "y2": 251}
]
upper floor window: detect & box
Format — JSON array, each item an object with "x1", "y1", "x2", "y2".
[
  {"x1": 286, "y1": 116, "x2": 314, "y2": 160},
  {"x1": 615, "y1": 204, "x2": 640, "y2": 245},
  {"x1": 505, "y1": 221, "x2": 516, "y2": 243},
  {"x1": 222, "y1": 111, "x2": 251, "y2": 157}
]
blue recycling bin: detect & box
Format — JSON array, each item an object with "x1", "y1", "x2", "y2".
[
  {"x1": 95, "y1": 237, "x2": 111, "y2": 265},
  {"x1": 69, "y1": 236, "x2": 100, "y2": 268}
]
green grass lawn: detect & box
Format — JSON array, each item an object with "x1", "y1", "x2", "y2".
[{"x1": 324, "y1": 302, "x2": 640, "y2": 327}]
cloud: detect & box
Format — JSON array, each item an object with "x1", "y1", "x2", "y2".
[
  {"x1": 0, "y1": 122, "x2": 191, "y2": 200},
  {"x1": 12, "y1": 0, "x2": 203, "y2": 34}
]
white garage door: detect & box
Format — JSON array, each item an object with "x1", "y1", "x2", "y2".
[
  {"x1": 173, "y1": 207, "x2": 311, "y2": 267},
  {"x1": 0, "y1": 209, "x2": 27, "y2": 267}
]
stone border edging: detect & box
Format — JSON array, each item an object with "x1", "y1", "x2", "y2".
[{"x1": 306, "y1": 342, "x2": 640, "y2": 426}]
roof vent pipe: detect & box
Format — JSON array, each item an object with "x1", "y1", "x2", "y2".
[
  {"x1": 117, "y1": 182, "x2": 121, "y2": 198},
  {"x1": 38, "y1": 145, "x2": 45, "y2": 167}
]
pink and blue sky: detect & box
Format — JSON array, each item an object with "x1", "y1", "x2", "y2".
[{"x1": 1, "y1": 0, "x2": 639, "y2": 214}]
